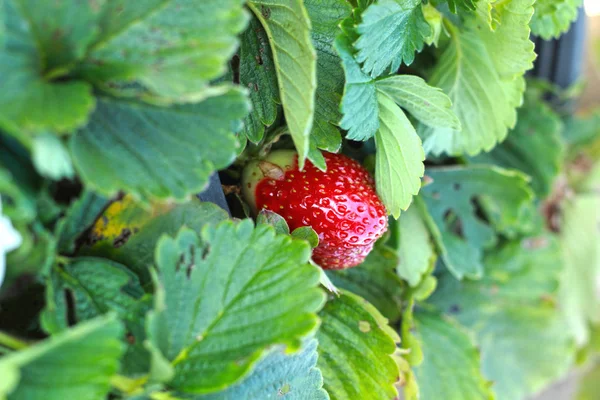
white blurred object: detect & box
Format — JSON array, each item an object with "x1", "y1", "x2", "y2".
[
  {"x1": 0, "y1": 196, "x2": 22, "y2": 288},
  {"x1": 585, "y1": 0, "x2": 600, "y2": 17}
]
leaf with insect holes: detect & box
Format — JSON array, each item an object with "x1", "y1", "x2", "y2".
[
  {"x1": 419, "y1": 165, "x2": 534, "y2": 279},
  {"x1": 146, "y1": 221, "x2": 325, "y2": 394}
]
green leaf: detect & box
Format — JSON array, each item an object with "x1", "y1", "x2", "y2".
[
  {"x1": 354, "y1": 0, "x2": 430, "y2": 78},
  {"x1": 422, "y1": 3, "x2": 442, "y2": 46},
  {"x1": 305, "y1": 0, "x2": 352, "y2": 157},
  {"x1": 81, "y1": 0, "x2": 248, "y2": 101},
  {"x1": 31, "y1": 133, "x2": 74, "y2": 180},
  {"x1": 56, "y1": 190, "x2": 109, "y2": 254},
  {"x1": 148, "y1": 221, "x2": 325, "y2": 393},
  {"x1": 375, "y1": 75, "x2": 461, "y2": 130},
  {"x1": 0, "y1": 315, "x2": 124, "y2": 400},
  {"x1": 419, "y1": 165, "x2": 534, "y2": 279},
  {"x1": 0, "y1": 0, "x2": 94, "y2": 137},
  {"x1": 470, "y1": 96, "x2": 564, "y2": 198},
  {"x1": 247, "y1": 0, "x2": 317, "y2": 168},
  {"x1": 419, "y1": 0, "x2": 536, "y2": 156},
  {"x1": 317, "y1": 291, "x2": 400, "y2": 400},
  {"x1": 79, "y1": 197, "x2": 228, "y2": 285},
  {"x1": 326, "y1": 245, "x2": 405, "y2": 322},
  {"x1": 238, "y1": 16, "x2": 280, "y2": 143},
  {"x1": 291, "y1": 226, "x2": 319, "y2": 248},
  {"x1": 374, "y1": 91, "x2": 425, "y2": 218},
  {"x1": 195, "y1": 339, "x2": 328, "y2": 400},
  {"x1": 395, "y1": 205, "x2": 435, "y2": 287},
  {"x1": 559, "y1": 194, "x2": 600, "y2": 346},
  {"x1": 530, "y1": 0, "x2": 582, "y2": 40},
  {"x1": 429, "y1": 239, "x2": 575, "y2": 400},
  {"x1": 71, "y1": 89, "x2": 249, "y2": 201},
  {"x1": 336, "y1": 34, "x2": 379, "y2": 142},
  {"x1": 407, "y1": 312, "x2": 494, "y2": 400},
  {"x1": 576, "y1": 361, "x2": 600, "y2": 400}
]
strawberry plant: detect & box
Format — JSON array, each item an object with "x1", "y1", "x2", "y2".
[{"x1": 0, "y1": 0, "x2": 598, "y2": 400}]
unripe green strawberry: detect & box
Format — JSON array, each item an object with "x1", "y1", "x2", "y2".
[{"x1": 242, "y1": 150, "x2": 388, "y2": 269}]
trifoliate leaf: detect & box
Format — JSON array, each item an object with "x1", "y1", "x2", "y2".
[
  {"x1": 0, "y1": 315, "x2": 124, "y2": 400},
  {"x1": 354, "y1": 0, "x2": 430, "y2": 78},
  {"x1": 419, "y1": 0, "x2": 536, "y2": 156},
  {"x1": 247, "y1": 0, "x2": 317, "y2": 168},
  {"x1": 560, "y1": 194, "x2": 600, "y2": 346},
  {"x1": 376, "y1": 75, "x2": 461, "y2": 130},
  {"x1": 407, "y1": 312, "x2": 494, "y2": 400},
  {"x1": 0, "y1": 0, "x2": 95, "y2": 138},
  {"x1": 196, "y1": 339, "x2": 328, "y2": 400},
  {"x1": 326, "y1": 245, "x2": 405, "y2": 322},
  {"x1": 430, "y1": 239, "x2": 574, "y2": 400},
  {"x1": 395, "y1": 204, "x2": 435, "y2": 287},
  {"x1": 317, "y1": 291, "x2": 401, "y2": 400},
  {"x1": 374, "y1": 91, "x2": 425, "y2": 218},
  {"x1": 531, "y1": 0, "x2": 582, "y2": 40},
  {"x1": 470, "y1": 97, "x2": 564, "y2": 198},
  {"x1": 71, "y1": 88, "x2": 249, "y2": 202},
  {"x1": 336, "y1": 34, "x2": 379, "y2": 142},
  {"x1": 419, "y1": 165, "x2": 534, "y2": 279},
  {"x1": 305, "y1": 0, "x2": 352, "y2": 158},
  {"x1": 79, "y1": 196, "x2": 228, "y2": 285},
  {"x1": 81, "y1": 0, "x2": 248, "y2": 101},
  {"x1": 238, "y1": 16, "x2": 280, "y2": 143},
  {"x1": 148, "y1": 221, "x2": 325, "y2": 393}
]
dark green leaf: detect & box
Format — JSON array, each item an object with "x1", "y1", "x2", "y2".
[{"x1": 71, "y1": 89, "x2": 249, "y2": 201}]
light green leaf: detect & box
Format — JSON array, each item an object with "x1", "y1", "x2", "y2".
[
  {"x1": 238, "y1": 16, "x2": 280, "y2": 143},
  {"x1": 430, "y1": 239, "x2": 575, "y2": 400},
  {"x1": 407, "y1": 312, "x2": 494, "y2": 400},
  {"x1": 531, "y1": 0, "x2": 582, "y2": 40},
  {"x1": 355, "y1": 0, "x2": 430, "y2": 78},
  {"x1": 0, "y1": 0, "x2": 94, "y2": 138},
  {"x1": 470, "y1": 96, "x2": 564, "y2": 198},
  {"x1": 419, "y1": 0, "x2": 536, "y2": 156},
  {"x1": 326, "y1": 245, "x2": 405, "y2": 322},
  {"x1": 375, "y1": 91, "x2": 425, "y2": 218},
  {"x1": 576, "y1": 361, "x2": 600, "y2": 400},
  {"x1": 317, "y1": 291, "x2": 400, "y2": 400},
  {"x1": 336, "y1": 34, "x2": 379, "y2": 141},
  {"x1": 291, "y1": 226, "x2": 319, "y2": 248},
  {"x1": 195, "y1": 339, "x2": 328, "y2": 400},
  {"x1": 560, "y1": 194, "x2": 600, "y2": 346},
  {"x1": 305, "y1": 0, "x2": 352, "y2": 157},
  {"x1": 396, "y1": 205, "x2": 435, "y2": 287},
  {"x1": 82, "y1": 0, "x2": 248, "y2": 101},
  {"x1": 248, "y1": 0, "x2": 317, "y2": 168},
  {"x1": 148, "y1": 221, "x2": 325, "y2": 393},
  {"x1": 31, "y1": 133, "x2": 74, "y2": 180},
  {"x1": 0, "y1": 315, "x2": 124, "y2": 400},
  {"x1": 419, "y1": 165, "x2": 534, "y2": 279},
  {"x1": 79, "y1": 197, "x2": 228, "y2": 285},
  {"x1": 56, "y1": 190, "x2": 109, "y2": 254},
  {"x1": 423, "y1": 3, "x2": 442, "y2": 46},
  {"x1": 376, "y1": 75, "x2": 461, "y2": 130},
  {"x1": 71, "y1": 89, "x2": 249, "y2": 202}
]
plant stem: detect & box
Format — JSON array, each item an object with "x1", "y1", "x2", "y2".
[{"x1": 0, "y1": 331, "x2": 29, "y2": 350}]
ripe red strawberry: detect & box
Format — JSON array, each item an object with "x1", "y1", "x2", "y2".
[{"x1": 242, "y1": 150, "x2": 388, "y2": 270}]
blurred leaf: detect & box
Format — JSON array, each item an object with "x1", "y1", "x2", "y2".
[
  {"x1": 530, "y1": 0, "x2": 582, "y2": 40},
  {"x1": 317, "y1": 291, "x2": 400, "y2": 400},
  {"x1": 31, "y1": 133, "x2": 74, "y2": 180},
  {"x1": 419, "y1": 165, "x2": 534, "y2": 279},
  {"x1": 71, "y1": 89, "x2": 249, "y2": 201},
  {"x1": 0, "y1": 315, "x2": 124, "y2": 400},
  {"x1": 326, "y1": 245, "x2": 404, "y2": 322}
]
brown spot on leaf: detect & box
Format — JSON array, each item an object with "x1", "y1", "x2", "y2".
[{"x1": 113, "y1": 228, "x2": 132, "y2": 248}]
